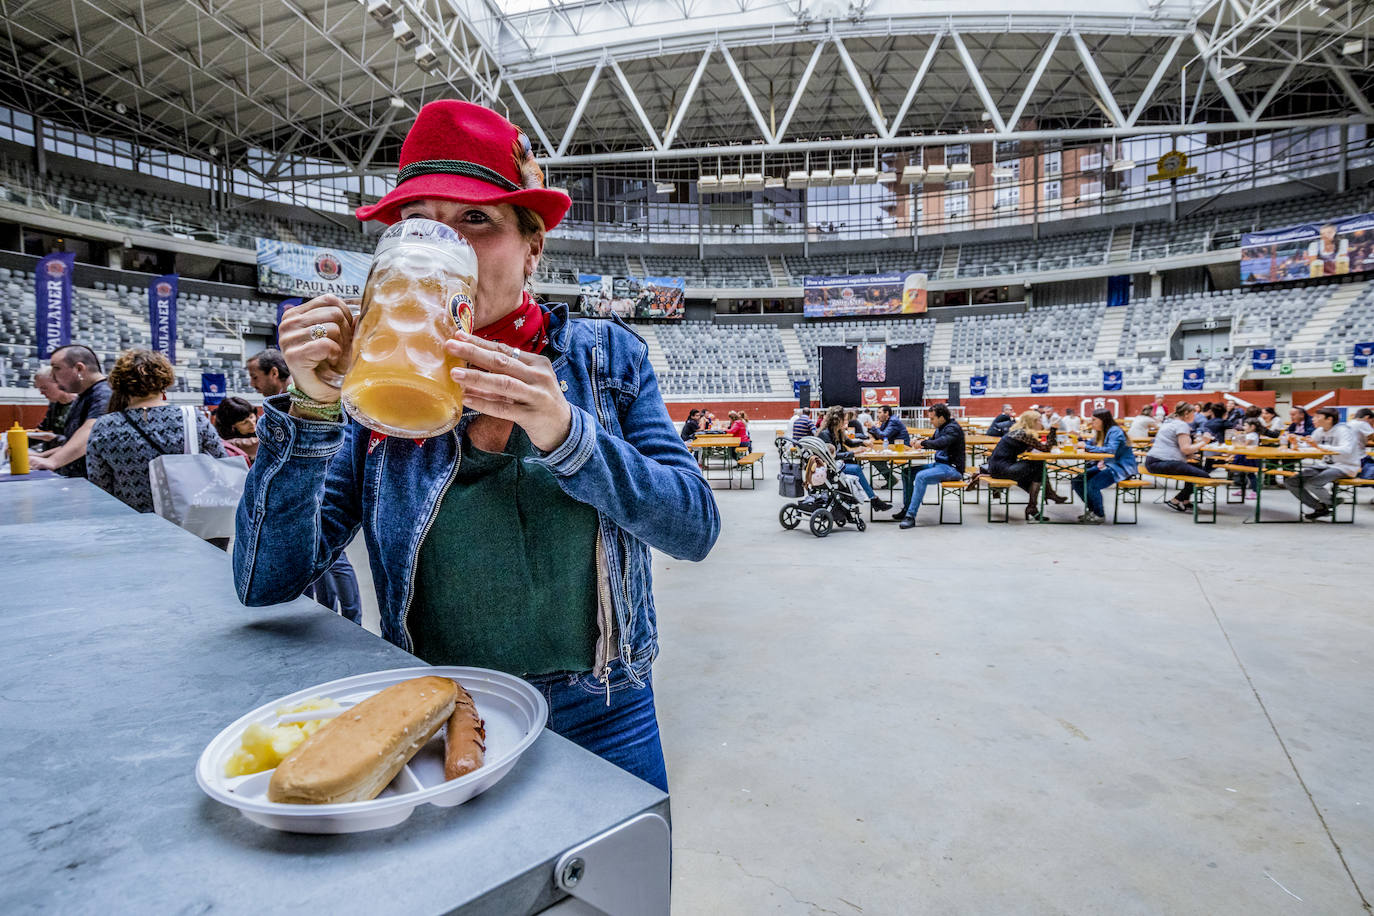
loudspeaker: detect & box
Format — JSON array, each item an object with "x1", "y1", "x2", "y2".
[
  {"x1": 947, "y1": 381, "x2": 961, "y2": 407},
  {"x1": 798, "y1": 382, "x2": 811, "y2": 408}
]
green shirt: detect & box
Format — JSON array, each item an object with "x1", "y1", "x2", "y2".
[{"x1": 409, "y1": 424, "x2": 601, "y2": 676}]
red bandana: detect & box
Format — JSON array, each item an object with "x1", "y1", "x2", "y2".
[
  {"x1": 366, "y1": 293, "x2": 549, "y2": 452},
  {"x1": 475, "y1": 290, "x2": 550, "y2": 355}
]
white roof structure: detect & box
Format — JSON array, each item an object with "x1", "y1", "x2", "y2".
[{"x1": 0, "y1": 0, "x2": 1371, "y2": 178}]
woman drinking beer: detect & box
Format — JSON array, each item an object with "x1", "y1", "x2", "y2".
[{"x1": 232, "y1": 101, "x2": 720, "y2": 792}]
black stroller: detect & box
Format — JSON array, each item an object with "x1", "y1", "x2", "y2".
[{"x1": 777, "y1": 436, "x2": 869, "y2": 537}]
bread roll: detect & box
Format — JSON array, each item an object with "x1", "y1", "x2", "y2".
[
  {"x1": 268, "y1": 676, "x2": 457, "y2": 804},
  {"x1": 444, "y1": 682, "x2": 485, "y2": 780}
]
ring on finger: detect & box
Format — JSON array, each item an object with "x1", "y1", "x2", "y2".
[{"x1": 309, "y1": 323, "x2": 329, "y2": 340}]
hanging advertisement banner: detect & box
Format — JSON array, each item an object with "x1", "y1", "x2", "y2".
[
  {"x1": 969, "y1": 376, "x2": 988, "y2": 396},
  {"x1": 1240, "y1": 213, "x2": 1374, "y2": 285},
  {"x1": 802, "y1": 272, "x2": 927, "y2": 318},
  {"x1": 201, "y1": 372, "x2": 227, "y2": 406},
  {"x1": 1030, "y1": 373, "x2": 1049, "y2": 394},
  {"x1": 861, "y1": 387, "x2": 900, "y2": 406},
  {"x1": 1251, "y1": 348, "x2": 1276, "y2": 370},
  {"x1": 1353, "y1": 342, "x2": 1373, "y2": 368},
  {"x1": 1102, "y1": 370, "x2": 1123, "y2": 391},
  {"x1": 1182, "y1": 367, "x2": 1206, "y2": 390},
  {"x1": 856, "y1": 343, "x2": 887, "y2": 382},
  {"x1": 576, "y1": 274, "x2": 685, "y2": 319},
  {"x1": 255, "y1": 238, "x2": 369, "y2": 297},
  {"x1": 35, "y1": 252, "x2": 75, "y2": 359},
  {"x1": 148, "y1": 273, "x2": 178, "y2": 362}
]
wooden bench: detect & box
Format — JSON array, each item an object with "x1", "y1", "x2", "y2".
[
  {"x1": 1112, "y1": 478, "x2": 1151, "y2": 524},
  {"x1": 1142, "y1": 472, "x2": 1225, "y2": 523},
  {"x1": 1330, "y1": 477, "x2": 1374, "y2": 523},
  {"x1": 938, "y1": 479, "x2": 967, "y2": 524},
  {"x1": 732, "y1": 451, "x2": 764, "y2": 489},
  {"x1": 981, "y1": 477, "x2": 1022, "y2": 523},
  {"x1": 1217, "y1": 463, "x2": 1259, "y2": 503}
]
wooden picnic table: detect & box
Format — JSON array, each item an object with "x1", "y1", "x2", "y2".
[
  {"x1": 1203, "y1": 444, "x2": 1335, "y2": 523},
  {"x1": 1019, "y1": 449, "x2": 1105, "y2": 524}
]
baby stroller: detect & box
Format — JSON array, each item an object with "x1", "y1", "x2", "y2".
[{"x1": 778, "y1": 436, "x2": 870, "y2": 537}]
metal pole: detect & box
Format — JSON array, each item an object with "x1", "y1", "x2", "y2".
[
  {"x1": 802, "y1": 187, "x2": 809, "y2": 259},
  {"x1": 1337, "y1": 124, "x2": 1349, "y2": 194},
  {"x1": 1032, "y1": 147, "x2": 1040, "y2": 242},
  {"x1": 592, "y1": 166, "x2": 600, "y2": 259}
]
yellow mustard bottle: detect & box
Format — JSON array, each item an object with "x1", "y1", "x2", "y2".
[{"x1": 8, "y1": 422, "x2": 29, "y2": 474}]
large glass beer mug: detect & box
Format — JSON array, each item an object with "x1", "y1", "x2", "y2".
[{"x1": 338, "y1": 218, "x2": 477, "y2": 438}]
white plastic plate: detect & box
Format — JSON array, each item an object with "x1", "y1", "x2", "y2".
[{"x1": 196, "y1": 666, "x2": 547, "y2": 834}]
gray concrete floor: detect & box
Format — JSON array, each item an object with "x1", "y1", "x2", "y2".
[{"x1": 349, "y1": 480, "x2": 1374, "y2": 915}]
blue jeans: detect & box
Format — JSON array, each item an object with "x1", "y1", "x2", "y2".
[
  {"x1": 842, "y1": 462, "x2": 877, "y2": 499},
  {"x1": 901, "y1": 463, "x2": 962, "y2": 519},
  {"x1": 309, "y1": 551, "x2": 363, "y2": 624},
  {"x1": 527, "y1": 670, "x2": 669, "y2": 793},
  {"x1": 1071, "y1": 466, "x2": 1121, "y2": 516}
]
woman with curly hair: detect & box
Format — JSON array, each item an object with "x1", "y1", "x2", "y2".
[{"x1": 86, "y1": 348, "x2": 226, "y2": 513}]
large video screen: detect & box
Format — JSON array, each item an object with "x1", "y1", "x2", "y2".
[
  {"x1": 1241, "y1": 214, "x2": 1374, "y2": 285},
  {"x1": 803, "y1": 271, "x2": 927, "y2": 318},
  {"x1": 577, "y1": 274, "x2": 685, "y2": 319}
]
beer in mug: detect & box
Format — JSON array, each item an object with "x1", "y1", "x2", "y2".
[{"x1": 339, "y1": 218, "x2": 477, "y2": 438}]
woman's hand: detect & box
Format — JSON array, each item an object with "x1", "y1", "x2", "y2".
[
  {"x1": 28, "y1": 453, "x2": 53, "y2": 471},
  {"x1": 277, "y1": 294, "x2": 355, "y2": 402},
  {"x1": 445, "y1": 332, "x2": 572, "y2": 453}
]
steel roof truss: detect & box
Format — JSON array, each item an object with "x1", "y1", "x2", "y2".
[
  {"x1": 1125, "y1": 33, "x2": 1182, "y2": 127},
  {"x1": 887, "y1": 33, "x2": 942, "y2": 139},
  {"x1": 557, "y1": 56, "x2": 605, "y2": 157},
  {"x1": 508, "y1": 79, "x2": 558, "y2": 156},
  {"x1": 1191, "y1": 28, "x2": 1252, "y2": 123},
  {"x1": 1248, "y1": 58, "x2": 1296, "y2": 120},
  {"x1": 1071, "y1": 31, "x2": 1126, "y2": 127},
  {"x1": 832, "y1": 37, "x2": 887, "y2": 139},
  {"x1": 718, "y1": 43, "x2": 774, "y2": 144},
  {"x1": 661, "y1": 44, "x2": 713, "y2": 149},
  {"x1": 1006, "y1": 30, "x2": 1062, "y2": 131},
  {"x1": 1319, "y1": 48, "x2": 1374, "y2": 118},
  {"x1": 774, "y1": 40, "x2": 826, "y2": 141},
  {"x1": 607, "y1": 56, "x2": 664, "y2": 150},
  {"x1": 950, "y1": 30, "x2": 1006, "y2": 133}
]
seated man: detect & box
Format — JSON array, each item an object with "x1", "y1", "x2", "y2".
[
  {"x1": 895, "y1": 403, "x2": 965, "y2": 529},
  {"x1": 1283, "y1": 407, "x2": 1363, "y2": 519},
  {"x1": 866, "y1": 405, "x2": 910, "y2": 487},
  {"x1": 986, "y1": 403, "x2": 1015, "y2": 437},
  {"x1": 790, "y1": 407, "x2": 817, "y2": 441},
  {"x1": 28, "y1": 345, "x2": 112, "y2": 477},
  {"x1": 29, "y1": 366, "x2": 75, "y2": 452}
]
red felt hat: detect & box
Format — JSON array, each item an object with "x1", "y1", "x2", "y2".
[{"x1": 355, "y1": 100, "x2": 571, "y2": 230}]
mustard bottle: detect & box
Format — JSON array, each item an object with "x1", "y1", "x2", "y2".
[{"x1": 7, "y1": 422, "x2": 29, "y2": 475}]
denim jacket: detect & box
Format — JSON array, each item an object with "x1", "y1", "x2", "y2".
[
  {"x1": 1083, "y1": 426, "x2": 1138, "y2": 480},
  {"x1": 232, "y1": 305, "x2": 720, "y2": 688}
]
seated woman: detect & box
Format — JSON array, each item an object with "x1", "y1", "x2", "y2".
[
  {"x1": 86, "y1": 348, "x2": 226, "y2": 513},
  {"x1": 1071, "y1": 409, "x2": 1137, "y2": 523},
  {"x1": 1144, "y1": 402, "x2": 1210, "y2": 513},
  {"x1": 725, "y1": 410, "x2": 751, "y2": 450},
  {"x1": 817, "y1": 406, "x2": 891, "y2": 511},
  {"x1": 212, "y1": 396, "x2": 260, "y2": 465},
  {"x1": 1229, "y1": 417, "x2": 1263, "y2": 498},
  {"x1": 1286, "y1": 406, "x2": 1315, "y2": 437},
  {"x1": 977, "y1": 410, "x2": 1067, "y2": 521}
]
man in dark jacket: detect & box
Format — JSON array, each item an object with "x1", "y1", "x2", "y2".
[
  {"x1": 987, "y1": 404, "x2": 1015, "y2": 437},
  {"x1": 896, "y1": 403, "x2": 966, "y2": 529},
  {"x1": 866, "y1": 405, "x2": 909, "y2": 487}
]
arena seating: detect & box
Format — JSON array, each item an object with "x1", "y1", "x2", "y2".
[
  {"x1": 958, "y1": 229, "x2": 1112, "y2": 277},
  {"x1": 655, "y1": 322, "x2": 786, "y2": 396},
  {"x1": 1117, "y1": 286, "x2": 1332, "y2": 357}
]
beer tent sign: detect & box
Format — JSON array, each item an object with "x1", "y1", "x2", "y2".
[{"x1": 255, "y1": 239, "x2": 369, "y2": 298}]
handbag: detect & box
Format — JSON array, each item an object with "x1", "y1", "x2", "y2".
[
  {"x1": 141, "y1": 406, "x2": 248, "y2": 539},
  {"x1": 777, "y1": 459, "x2": 803, "y2": 498}
]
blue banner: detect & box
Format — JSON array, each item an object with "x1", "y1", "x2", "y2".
[
  {"x1": 274, "y1": 297, "x2": 303, "y2": 346},
  {"x1": 201, "y1": 372, "x2": 226, "y2": 406},
  {"x1": 1354, "y1": 342, "x2": 1374, "y2": 368},
  {"x1": 1103, "y1": 370, "x2": 1123, "y2": 391},
  {"x1": 35, "y1": 252, "x2": 75, "y2": 359},
  {"x1": 969, "y1": 375, "x2": 988, "y2": 396},
  {"x1": 1107, "y1": 275, "x2": 1130, "y2": 308},
  {"x1": 792, "y1": 379, "x2": 810, "y2": 398},
  {"x1": 803, "y1": 272, "x2": 928, "y2": 318},
  {"x1": 148, "y1": 273, "x2": 178, "y2": 362},
  {"x1": 1030, "y1": 373, "x2": 1049, "y2": 394},
  {"x1": 255, "y1": 238, "x2": 369, "y2": 297},
  {"x1": 1182, "y1": 367, "x2": 1205, "y2": 391},
  {"x1": 1251, "y1": 348, "x2": 1276, "y2": 370}
]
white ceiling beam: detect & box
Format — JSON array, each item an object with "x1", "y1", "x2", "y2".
[
  {"x1": 832, "y1": 37, "x2": 888, "y2": 138},
  {"x1": 1006, "y1": 31, "x2": 1062, "y2": 131},
  {"x1": 887, "y1": 34, "x2": 943, "y2": 139},
  {"x1": 950, "y1": 29, "x2": 1007, "y2": 133},
  {"x1": 1071, "y1": 31, "x2": 1127, "y2": 127},
  {"x1": 607, "y1": 56, "x2": 664, "y2": 151},
  {"x1": 354, "y1": 103, "x2": 402, "y2": 174},
  {"x1": 1190, "y1": 29, "x2": 1252, "y2": 123},
  {"x1": 556, "y1": 57, "x2": 605, "y2": 158},
  {"x1": 1248, "y1": 60, "x2": 1296, "y2": 121},
  {"x1": 718, "y1": 43, "x2": 775, "y2": 144},
  {"x1": 661, "y1": 45, "x2": 713, "y2": 150},
  {"x1": 507, "y1": 79, "x2": 557, "y2": 157},
  {"x1": 773, "y1": 41, "x2": 826, "y2": 142},
  {"x1": 1125, "y1": 34, "x2": 1183, "y2": 127},
  {"x1": 1319, "y1": 48, "x2": 1374, "y2": 119}
]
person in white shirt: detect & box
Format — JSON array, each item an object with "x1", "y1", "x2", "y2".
[
  {"x1": 1127, "y1": 408, "x2": 1158, "y2": 440},
  {"x1": 1059, "y1": 408, "x2": 1082, "y2": 436},
  {"x1": 1149, "y1": 395, "x2": 1167, "y2": 422},
  {"x1": 1283, "y1": 407, "x2": 1363, "y2": 519},
  {"x1": 1347, "y1": 408, "x2": 1374, "y2": 484}
]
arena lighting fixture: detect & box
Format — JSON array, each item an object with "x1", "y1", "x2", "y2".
[
  {"x1": 1111, "y1": 158, "x2": 1136, "y2": 172},
  {"x1": 876, "y1": 171, "x2": 897, "y2": 185},
  {"x1": 786, "y1": 170, "x2": 810, "y2": 189},
  {"x1": 900, "y1": 165, "x2": 925, "y2": 184},
  {"x1": 855, "y1": 166, "x2": 879, "y2": 184},
  {"x1": 831, "y1": 167, "x2": 856, "y2": 184},
  {"x1": 809, "y1": 168, "x2": 833, "y2": 186},
  {"x1": 414, "y1": 44, "x2": 439, "y2": 71},
  {"x1": 390, "y1": 96, "x2": 407, "y2": 109},
  {"x1": 923, "y1": 164, "x2": 949, "y2": 183},
  {"x1": 1343, "y1": 39, "x2": 1364, "y2": 55},
  {"x1": 393, "y1": 19, "x2": 419, "y2": 49},
  {"x1": 654, "y1": 181, "x2": 675, "y2": 194},
  {"x1": 764, "y1": 176, "x2": 785, "y2": 189},
  {"x1": 992, "y1": 167, "x2": 1015, "y2": 180},
  {"x1": 367, "y1": 0, "x2": 400, "y2": 26},
  {"x1": 697, "y1": 175, "x2": 720, "y2": 193},
  {"x1": 719, "y1": 173, "x2": 743, "y2": 190},
  {"x1": 948, "y1": 163, "x2": 974, "y2": 181},
  {"x1": 1219, "y1": 62, "x2": 1246, "y2": 80},
  {"x1": 742, "y1": 173, "x2": 766, "y2": 191}
]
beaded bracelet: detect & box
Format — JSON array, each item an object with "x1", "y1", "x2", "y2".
[{"x1": 287, "y1": 383, "x2": 344, "y2": 422}]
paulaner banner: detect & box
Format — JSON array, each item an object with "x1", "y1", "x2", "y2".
[
  {"x1": 1252, "y1": 348, "x2": 1276, "y2": 370},
  {"x1": 1030, "y1": 373, "x2": 1049, "y2": 394},
  {"x1": 201, "y1": 372, "x2": 226, "y2": 406},
  {"x1": 1182, "y1": 367, "x2": 1205, "y2": 391},
  {"x1": 1102, "y1": 370, "x2": 1123, "y2": 391},
  {"x1": 149, "y1": 273, "x2": 178, "y2": 362},
  {"x1": 969, "y1": 375, "x2": 988, "y2": 396},
  {"x1": 255, "y1": 238, "x2": 369, "y2": 297},
  {"x1": 35, "y1": 252, "x2": 75, "y2": 359}
]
